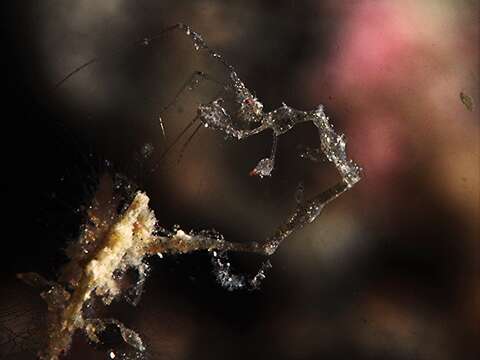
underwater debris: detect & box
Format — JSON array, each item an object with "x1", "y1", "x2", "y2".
[
  {"x1": 18, "y1": 171, "x2": 356, "y2": 359},
  {"x1": 19, "y1": 175, "x2": 157, "y2": 359},
  {"x1": 460, "y1": 91, "x2": 474, "y2": 111}
]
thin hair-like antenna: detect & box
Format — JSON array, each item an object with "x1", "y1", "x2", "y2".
[
  {"x1": 177, "y1": 122, "x2": 202, "y2": 163},
  {"x1": 53, "y1": 23, "x2": 235, "y2": 90},
  {"x1": 54, "y1": 24, "x2": 182, "y2": 89},
  {"x1": 157, "y1": 115, "x2": 199, "y2": 163}
]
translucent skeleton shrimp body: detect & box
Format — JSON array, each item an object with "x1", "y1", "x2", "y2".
[
  {"x1": 158, "y1": 24, "x2": 361, "y2": 186},
  {"x1": 19, "y1": 24, "x2": 362, "y2": 359}
]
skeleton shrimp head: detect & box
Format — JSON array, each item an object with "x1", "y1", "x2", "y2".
[
  {"x1": 229, "y1": 71, "x2": 264, "y2": 123},
  {"x1": 238, "y1": 96, "x2": 264, "y2": 122},
  {"x1": 197, "y1": 99, "x2": 237, "y2": 135}
]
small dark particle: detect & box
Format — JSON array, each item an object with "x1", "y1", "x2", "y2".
[
  {"x1": 460, "y1": 91, "x2": 473, "y2": 111},
  {"x1": 295, "y1": 181, "x2": 305, "y2": 204},
  {"x1": 140, "y1": 143, "x2": 154, "y2": 158}
]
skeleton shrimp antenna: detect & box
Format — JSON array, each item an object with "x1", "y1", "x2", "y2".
[
  {"x1": 53, "y1": 24, "x2": 180, "y2": 89},
  {"x1": 54, "y1": 23, "x2": 235, "y2": 90},
  {"x1": 175, "y1": 23, "x2": 236, "y2": 72}
]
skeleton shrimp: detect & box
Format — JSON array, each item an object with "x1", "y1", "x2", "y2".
[{"x1": 56, "y1": 22, "x2": 362, "y2": 282}]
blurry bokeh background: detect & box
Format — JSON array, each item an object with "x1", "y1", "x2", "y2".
[{"x1": 1, "y1": 0, "x2": 478, "y2": 359}]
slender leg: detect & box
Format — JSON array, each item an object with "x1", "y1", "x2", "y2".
[
  {"x1": 146, "y1": 229, "x2": 264, "y2": 255},
  {"x1": 152, "y1": 181, "x2": 349, "y2": 255},
  {"x1": 260, "y1": 181, "x2": 350, "y2": 255},
  {"x1": 145, "y1": 229, "x2": 271, "y2": 291},
  {"x1": 143, "y1": 180, "x2": 350, "y2": 292},
  {"x1": 146, "y1": 182, "x2": 349, "y2": 258},
  {"x1": 183, "y1": 182, "x2": 349, "y2": 257}
]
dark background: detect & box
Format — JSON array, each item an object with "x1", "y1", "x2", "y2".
[{"x1": 1, "y1": 1, "x2": 478, "y2": 359}]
